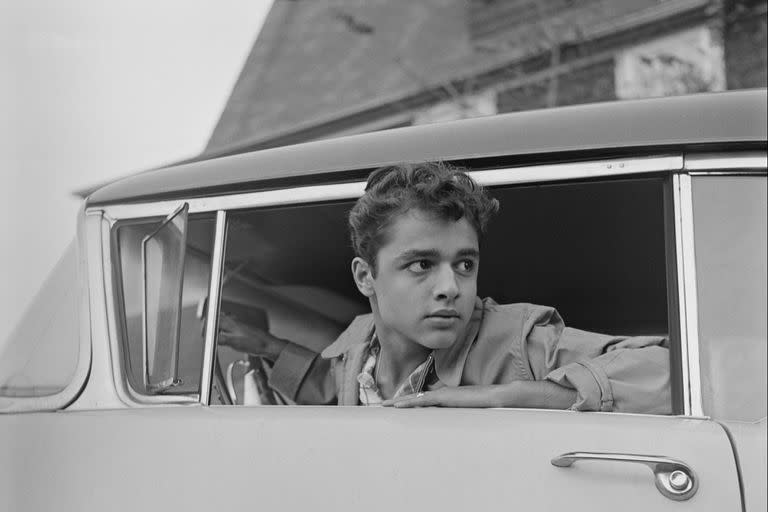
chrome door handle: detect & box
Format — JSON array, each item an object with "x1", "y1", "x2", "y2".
[{"x1": 551, "y1": 452, "x2": 698, "y2": 501}]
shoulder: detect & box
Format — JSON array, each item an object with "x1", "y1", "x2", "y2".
[
  {"x1": 453, "y1": 300, "x2": 561, "y2": 384},
  {"x1": 478, "y1": 299, "x2": 560, "y2": 335},
  {"x1": 320, "y1": 313, "x2": 374, "y2": 359}
]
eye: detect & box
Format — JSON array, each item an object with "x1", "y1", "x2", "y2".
[
  {"x1": 456, "y1": 259, "x2": 476, "y2": 274},
  {"x1": 407, "y1": 260, "x2": 433, "y2": 273}
]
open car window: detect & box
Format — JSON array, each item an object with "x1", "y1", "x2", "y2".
[{"x1": 212, "y1": 175, "x2": 675, "y2": 410}]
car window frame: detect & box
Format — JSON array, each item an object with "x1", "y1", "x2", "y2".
[
  {"x1": 677, "y1": 151, "x2": 768, "y2": 418},
  {"x1": 106, "y1": 209, "x2": 225, "y2": 405},
  {"x1": 99, "y1": 153, "x2": 705, "y2": 413},
  {"x1": 107, "y1": 215, "x2": 202, "y2": 405}
]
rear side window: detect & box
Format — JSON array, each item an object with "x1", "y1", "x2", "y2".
[
  {"x1": 692, "y1": 176, "x2": 767, "y2": 422},
  {"x1": 0, "y1": 242, "x2": 81, "y2": 403}
]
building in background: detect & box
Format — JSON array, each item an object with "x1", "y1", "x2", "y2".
[{"x1": 204, "y1": 0, "x2": 767, "y2": 158}]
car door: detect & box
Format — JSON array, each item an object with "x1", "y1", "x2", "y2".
[{"x1": 1, "y1": 406, "x2": 740, "y2": 511}]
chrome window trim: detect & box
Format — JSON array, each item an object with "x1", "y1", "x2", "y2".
[
  {"x1": 97, "y1": 182, "x2": 367, "y2": 220},
  {"x1": 91, "y1": 155, "x2": 683, "y2": 221},
  {"x1": 200, "y1": 211, "x2": 227, "y2": 405},
  {"x1": 471, "y1": 155, "x2": 682, "y2": 186},
  {"x1": 672, "y1": 175, "x2": 700, "y2": 416},
  {"x1": 0, "y1": 207, "x2": 93, "y2": 413},
  {"x1": 673, "y1": 174, "x2": 701, "y2": 416},
  {"x1": 684, "y1": 151, "x2": 767, "y2": 172}
]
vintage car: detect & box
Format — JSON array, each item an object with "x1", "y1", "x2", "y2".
[{"x1": 1, "y1": 89, "x2": 766, "y2": 511}]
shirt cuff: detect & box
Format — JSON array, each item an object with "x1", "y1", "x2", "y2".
[
  {"x1": 268, "y1": 342, "x2": 318, "y2": 401},
  {"x1": 545, "y1": 360, "x2": 614, "y2": 412}
]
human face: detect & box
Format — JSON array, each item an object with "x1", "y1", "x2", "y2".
[{"x1": 364, "y1": 209, "x2": 479, "y2": 352}]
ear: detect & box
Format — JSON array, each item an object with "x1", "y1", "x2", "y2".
[{"x1": 351, "y1": 257, "x2": 375, "y2": 297}]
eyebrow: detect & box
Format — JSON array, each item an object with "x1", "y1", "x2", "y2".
[
  {"x1": 395, "y1": 248, "x2": 480, "y2": 262},
  {"x1": 456, "y1": 248, "x2": 481, "y2": 259}
]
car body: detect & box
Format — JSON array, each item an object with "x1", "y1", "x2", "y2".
[{"x1": 1, "y1": 89, "x2": 766, "y2": 511}]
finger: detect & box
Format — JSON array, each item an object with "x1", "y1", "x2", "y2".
[
  {"x1": 217, "y1": 333, "x2": 245, "y2": 350},
  {"x1": 218, "y1": 314, "x2": 236, "y2": 331},
  {"x1": 391, "y1": 392, "x2": 441, "y2": 408},
  {"x1": 382, "y1": 389, "x2": 450, "y2": 408},
  {"x1": 216, "y1": 334, "x2": 236, "y2": 348},
  {"x1": 397, "y1": 387, "x2": 496, "y2": 408},
  {"x1": 217, "y1": 328, "x2": 236, "y2": 340}
]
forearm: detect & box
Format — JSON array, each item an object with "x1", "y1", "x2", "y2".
[
  {"x1": 385, "y1": 380, "x2": 578, "y2": 409},
  {"x1": 491, "y1": 380, "x2": 577, "y2": 409}
]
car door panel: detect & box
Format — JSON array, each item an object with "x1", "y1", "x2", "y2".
[
  {"x1": 1, "y1": 407, "x2": 741, "y2": 511},
  {"x1": 719, "y1": 418, "x2": 767, "y2": 512}
]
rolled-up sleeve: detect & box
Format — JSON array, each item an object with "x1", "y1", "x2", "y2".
[{"x1": 523, "y1": 306, "x2": 672, "y2": 414}]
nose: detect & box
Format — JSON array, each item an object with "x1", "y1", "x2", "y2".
[{"x1": 433, "y1": 264, "x2": 459, "y2": 301}]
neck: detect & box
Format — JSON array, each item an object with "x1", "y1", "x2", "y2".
[{"x1": 373, "y1": 323, "x2": 430, "y2": 399}]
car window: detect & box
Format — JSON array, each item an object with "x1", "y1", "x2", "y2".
[
  {"x1": 213, "y1": 176, "x2": 675, "y2": 411},
  {"x1": 212, "y1": 201, "x2": 367, "y2": 405},
  {"x1": 0, "y1": 241, "x2": 81, "y2": 402},
  {"x1": 691, "y1": 175, "x2": 767, "y2": 422},
  {"x1": 115, "y1": 213, "x2": 215, "y2": 397}
]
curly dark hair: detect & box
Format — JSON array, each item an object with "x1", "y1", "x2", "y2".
[{"x1": 349, "y1": 161, "x2": 499, "y2": 275}]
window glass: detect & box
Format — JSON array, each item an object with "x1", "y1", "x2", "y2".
[
  {"x1": 213, "y1": 202, "x2": 367, "y2": 405},
  {"x1": 0, "y1": 241, "x2": 80, "y2": 402},
  {"x1": 213, "y1": 177, "x2": 673, "y2": 411},
  {"x1": 117, "y1": 213, "x2": 215, "y2": 396},
  {"x1": 142, "y1": 205, "x2": 188, "y2": 392},
  {"x1": 692, "y1": 175, "x2": 767, "y2": 422}
]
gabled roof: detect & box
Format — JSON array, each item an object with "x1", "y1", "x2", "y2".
[
  {"x1": 87, "y1": 90, "x2": 767, "y2": 206},
  {"x1": 205, "y1": 0, "x2": 700, "y2": 155},
  {"x1": 206, "y1": 0, "x2": 482, "y2": 152}
]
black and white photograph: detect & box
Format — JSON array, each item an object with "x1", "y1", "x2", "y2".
[{"x1": 1, "y1": 1, "x2": 766, "y2": 510}]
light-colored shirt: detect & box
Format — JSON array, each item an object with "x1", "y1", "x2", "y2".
[{"x1": 357, "y1": 335, "x2": 438, "y2": 406}]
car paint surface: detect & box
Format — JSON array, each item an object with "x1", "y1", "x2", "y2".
[
  {"x1": 0, "y1": 407, "x2": 742, "y2": 511},
  {"x1": 86, "y1": 90, "x2": 766, "y2": 205},
  {"x1": 720, "y1": 419, "x2": 768, "y2": 512}
]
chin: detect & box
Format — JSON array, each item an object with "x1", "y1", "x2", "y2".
[{"x1": 420, "y1": 332, "x2": 459, "y2": 350}]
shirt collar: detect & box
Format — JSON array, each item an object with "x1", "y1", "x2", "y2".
[{"x1": 322, "y1": 297, "x2": 488, "y2": 388}]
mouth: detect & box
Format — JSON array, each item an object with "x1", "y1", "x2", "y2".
[
  {"x1": 426, "y1": 309, "x2": 460, "y2": 318},
  {"x1": 425, "y1": 310, "x2": 461, "y2": 326}
]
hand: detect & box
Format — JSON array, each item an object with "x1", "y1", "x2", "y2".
[
  {"x1": 382, "y1": 385, "x2": 505, "y2": 408},
  {"x1": 217, "y1": 313, "x2": 287, "y2": 361},
  {"x1": 382, "y1": 381, "x2": 578, "y2": 409}
]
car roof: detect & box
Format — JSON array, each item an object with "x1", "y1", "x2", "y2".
[{"x1": 87, "y1": 89, "x2": 767, "y2": 206}]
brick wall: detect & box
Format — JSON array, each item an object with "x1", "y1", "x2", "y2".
[
  {"x1": 496, "y1": 58, "x2": 617, "y2": 114},
  {"x1": 495, "y1": 1, "x2": 767, "y2": 116},
  {"x1": 724, "y1": 0, "x2": 768, "y2": 88},
  {"x1": 468, "y1": 0, "x2": 663, "y2": 51},
  {"x1": 557, "y1": 59, "x2": 617, "y2": 106},
  {"x1": 497, "y1": 82, "x2": 549, "y2": 113}
]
